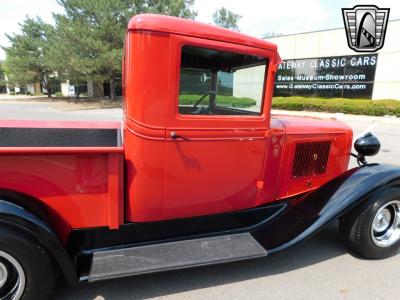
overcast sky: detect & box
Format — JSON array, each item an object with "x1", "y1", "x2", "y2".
[{"x1": 1, "y1": 0, "x2": 400, "y2": 60}]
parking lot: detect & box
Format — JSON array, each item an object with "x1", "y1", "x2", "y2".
[{"x1": 1, "y1": 99, "x2": 399, "y2": 300}]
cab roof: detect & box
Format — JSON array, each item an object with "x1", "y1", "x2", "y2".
[{"x1": 128, "y1": 14, "x2": 277, "y2": 52}]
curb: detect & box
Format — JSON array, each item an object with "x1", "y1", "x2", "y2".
[{"x1": 271, "y1": 109, "x2": 400, "y2": 125}]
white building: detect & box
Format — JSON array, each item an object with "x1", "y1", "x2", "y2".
[{"x1": 269, "y1": 19, "x2": 400, "y2": 100}]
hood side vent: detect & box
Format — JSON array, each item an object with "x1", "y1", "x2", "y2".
[{"x1": 292, "y1": 141, "x2": 332, "y2": 178}]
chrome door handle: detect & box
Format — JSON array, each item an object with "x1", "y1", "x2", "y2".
[{"x1": 170, "y1": 132, "x2": 190, "y2": 141}]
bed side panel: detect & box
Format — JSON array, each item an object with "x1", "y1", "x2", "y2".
[{"x1": 0, "y1": 153, "x2": 122, "y2": 241}]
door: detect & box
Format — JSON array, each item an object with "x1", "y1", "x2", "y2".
[{"x1": 164, "y1": 36, "x2": 274, "y2": 219}]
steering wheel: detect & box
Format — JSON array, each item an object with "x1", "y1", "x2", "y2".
[{"x1": 192, "y1": 91, "x2": 215, "y2": 113}]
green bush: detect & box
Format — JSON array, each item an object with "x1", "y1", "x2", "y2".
[
  {"x1": 272, "y1": 97, "x2": 400, "y2": 117},
  {"x1": 55, "y1": 92, "x2": 64, "y2": 97},
  {"x1": 179, "y1": 94, "x2": 256, "y2": 108}
]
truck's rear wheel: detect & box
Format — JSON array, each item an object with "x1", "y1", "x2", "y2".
[
  {"x1": 0, "y1": 226, "x2": 56, "y2": 300},
  {"x1": 340, "y1": 187, "x2": 400, "y2": 259},
  {"x1": 0, "y1": 250, "x2": 25, "y2": 300}
]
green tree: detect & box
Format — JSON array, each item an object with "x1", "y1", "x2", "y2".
[
  {"x1": 2, "y1": 17, "x2": 56, "y2": 96},
  {"x1": 142, "y1": 0, "x2": 197, "y2": 19},
  {"x1": 212, "y1": 7, "x2": 242, "y2": 31},
  {"x1": 262, "y1": 32, "x2": 282, "y2": 39},
  {"x1": 0, "y1": 61, "x2": 6, "y2": 86},
  {"x1": 51, "y1": 0, "x2": 197, "y2": 100}
]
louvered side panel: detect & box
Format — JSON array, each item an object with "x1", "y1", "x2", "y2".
[{"x1": 292, "y1": 141, "x2": 332, "y2": 178}]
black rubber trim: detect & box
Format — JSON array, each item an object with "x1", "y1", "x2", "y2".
[{"x1": 0, "y1": 127, "x2": 120, "y2": 147}]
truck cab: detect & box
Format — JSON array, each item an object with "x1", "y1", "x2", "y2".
[
  {"x1": 123, "y1": 14, "x2": 352, "y2": 222},
  {"x1": 0, "y1": 14, "x2": 399, "y2": 300}
]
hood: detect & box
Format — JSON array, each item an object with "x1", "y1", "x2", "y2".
[{"x1": 271, "y1": 114, "x2": 352, "y2": 135}]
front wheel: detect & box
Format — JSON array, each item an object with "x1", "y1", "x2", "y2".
[{"x1": 340, "y1": 187, "x2": 400, "y2": 259}]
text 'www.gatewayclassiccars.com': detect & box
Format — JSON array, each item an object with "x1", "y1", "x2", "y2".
[{"x1": 275, "y1": 83, "x2": 367, "y2": 90}]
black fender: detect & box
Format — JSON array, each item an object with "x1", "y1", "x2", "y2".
[
  {"x1": 252, "y1": 164, "x2": 400, "y2": 253},
  {"x1": 0, "y1": 200, "x2": 78, "y2": 285}
]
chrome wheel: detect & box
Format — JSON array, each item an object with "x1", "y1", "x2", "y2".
[
  {"x1": 0, "y1": 261, "x2": 8, "y2": 289},
  {"x1": 371, "y1": 200, "x2": 400, "y2": 248},
  {"x1": 0, "y1": 250, "x2": 25, "y2": 300}
]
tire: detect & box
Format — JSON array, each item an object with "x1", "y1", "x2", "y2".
[
  {"x1": 0, "y1": 226, "x2": 57, "y2": 300},
  {"x1": 340, "y1": 187, "x2": 400, "y2": 259}
]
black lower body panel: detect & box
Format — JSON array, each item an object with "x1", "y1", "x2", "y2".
[
  {"x1": 69, "y1": 202, "x2": 287, "y2": 251},
  {"x1": 70, "y1": 202, "x2": 287, "y2": 281}
]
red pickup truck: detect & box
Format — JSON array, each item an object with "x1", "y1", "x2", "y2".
[{"x1": 1, "y1": 14, "x2": 400, "y2": 300}]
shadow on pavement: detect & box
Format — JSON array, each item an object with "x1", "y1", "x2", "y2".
[{"x1": 53, "y1": 221, "x2": 348, "y2": 300}]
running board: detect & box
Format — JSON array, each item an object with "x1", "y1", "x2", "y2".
[{"x1": 89, "y1": 233, "x2": 267, "y2": 282}]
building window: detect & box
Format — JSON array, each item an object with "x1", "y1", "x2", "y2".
[{"x1": 179, "y1": 45, "x2": 267, "y2": 116}]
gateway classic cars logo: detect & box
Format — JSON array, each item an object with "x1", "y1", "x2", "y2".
[{"x1": 342, "y1": 5, "x2": 390, "y2": 52}]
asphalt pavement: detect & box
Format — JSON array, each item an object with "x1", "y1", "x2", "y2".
[{"x1": 1, "y1": 99, "x2": 399, "y2": 300}]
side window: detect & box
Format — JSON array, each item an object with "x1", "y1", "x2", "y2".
[{"x1": 179, "y1": 45, "x2": 268, "y2": 116}]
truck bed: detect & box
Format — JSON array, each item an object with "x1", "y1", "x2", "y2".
[
  {"x1": 0, "y1": 120, "x2": 122, "y2": 147},
  {"x1": 0, "y1": 120, "x2": 124, "y2": 242}
]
